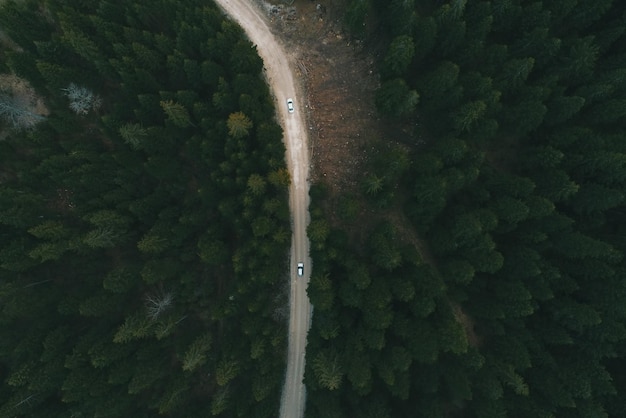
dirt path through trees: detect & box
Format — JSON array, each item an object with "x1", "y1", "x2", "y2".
[{"x1": 211, "y1": 1, "x2": 312, "y2": 417}]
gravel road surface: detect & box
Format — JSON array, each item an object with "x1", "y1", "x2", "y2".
[{"x1": 211, "y1": 1, "x2": 312, "y2": 417}]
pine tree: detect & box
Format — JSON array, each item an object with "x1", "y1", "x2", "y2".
[
  {"x1": 113, "y1": 312, "x2": 153, "y2": 343},
  {"x1": 441, "y1": 259, "x2": 475, "y2": 285},
  {"x1": 62, "y1": 29, "x2": 100, "y2": 62},
  {"x1": 5, "y1": 50, "x2": 47, "y2": 91},
  {"x1": 381, "y1": 35, "x2": 415, "y2": 77},
  {"x1": 28, "y1": 221, "x2": 69, "y2": 241},
  {"x1": 344, "y1": 0, "x2": 369, "y2": 38},
  {"x1": 79, "y1": 293, "x2": 125, "y2": 317},
  {"x1": 533, "y1": 169, "x2": 579, "y2": 201},
  {"x1": 566, "y1": 0, "x2": 613, "y2": 30},
  {"x1": 453, "y1": 100, "x2": 487, "y2": 132},
  {"x1": 227, "y1": 111, "x2": 253, "y2": 138},
  {"x1": 497, "y1": 58, "x2": 535, "y2": 91},
  {"x1": 82, "y1": 227, "x2": 123, "y2": 249},
  {"x1": 119, "y1": 122, "x2": 147, "y2": 149},
  {"x1": 411, "y1": 16, "x2": 437, "y2": 61},
  {"x1": 567, "y1": 183, "x2": 624, "y2": 214},
  {"x1": 160, "y1": 100, "x2": 192, "y2": 127},
  {"x1": 157, "y1": 377, "x2": 190, "y2": 414},
  {"x1": 312, "y1": 350, "x2": 344, "y2": 390},
  {"x1": 197, "y1": 233, "x2": 228, "y2": 266},
  {"x1": 363, "y1": 174, "x2": 384, "y2": 196},
  {"x1": 512, "y1": 27, "x2": 561, "y2": 65},
  {"x1": 182, "y1": 334, "x2": 212, "y2": 372},
  {"x1": 0, "y1": 0, "x2": 52, "y2": 52},
  {"x1": 28, "y1": 241, "x2": 67, "y2": 262},
  {"x1": 210, "y1": 386, "x2": 230, "y2": 415},
  {"x1": 308, "y1": 218, "x2": 330, "y2": 246},
  {"x1": 252, "y1": 373, "x2": 274, "y2": 401},
  {"x1": 435, "y1": 16, "x2": 467, "y2": 56},
  {"x1": 544, "y1": 94, "x2": 585, "y2": 126},
  {"x1": 417, "y1": 61, "x2": 460, "y2": 99},
  {"x1": 131, "y1": 41, "x2": 160, "y2": 71},
  {"x1": 375, "y1": 78, "x2": 419, "y2": 116},
  {"x1": 128, "y1": 358, "x2": 164, "y2": 395},
  {"x1": 215, "y1": 359, "x2": 240, "y2": 386},
  {"x1": 561, "y1": 36, "x2": 600, "y2": 81},
  {"x1": 385, "y1": 0, "x2": 417, "y2": 36},
  {"x1": 137, "y1": 231, "x2": 168, "y2": 254},
  {"x1": 346, "y1": 352, "x2": 373, "y2": 394},
  {"x1": 502, "y1": 98, "x2": 547, "y2": 136},
  {"x1": 587, "y1": 99, "x2": 626, "y2": 125},
  {"x1": 246, "y1": 173, "x2": 266, "y2": 195}
]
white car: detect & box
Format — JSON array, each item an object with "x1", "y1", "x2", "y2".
[
  {"x1": 287, "y1": 98, "x2": 294, "y2": 113},
  {"x1": 297, "y1": 262, "x2": 304, "y2": 276}
]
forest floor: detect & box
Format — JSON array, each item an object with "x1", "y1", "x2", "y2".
[{"x1": 262, "y1": 0, "x2": 383, "y2": 196}]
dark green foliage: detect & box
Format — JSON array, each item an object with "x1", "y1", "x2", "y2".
[
  {"x1": 412, "y1": 16, "x2": 437, "y2": 61},
  {"x1": 544, "y1": 94, "x2": 586, "y2": 126},
  {"x1": 415, "y1": 60, "x2": 460, "y2": 101},
  {"x1": 375, "y1": 78, "x2": 419, "y2": 117},
  {"x1": 0, "y1": 0, "x2": 54, "y2": 53},
  {"x1": 380, "y1": 35, "x2": 415, "y2": 78},
  {"x1": 306, "y1": 0, "x2": 626, "y2": 416},
  {"x1": 0, "y1": 0, "x2": 288, "y2": 416},
  {"x1": 344, "y1": 0, "x2": 370, "y2": 38}
]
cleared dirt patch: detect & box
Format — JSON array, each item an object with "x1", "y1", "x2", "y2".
[{"x1": 263, "y1": 0, "x2": 383, "y2": 195}]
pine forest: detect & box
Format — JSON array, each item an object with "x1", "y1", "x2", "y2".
[
  {"x1": 0, "y1": 0, "x2": 289, "y2": 416},
  {"x1": 306, "y1": 0, "x2": 626, "y2": 417},
  {"x1": 1, "y1": 0, "x2": 626, "y2": 417}
]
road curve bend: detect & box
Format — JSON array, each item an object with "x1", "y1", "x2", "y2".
[{"x1": 211, "y1": 1, "x2": 312, "y2": 417}]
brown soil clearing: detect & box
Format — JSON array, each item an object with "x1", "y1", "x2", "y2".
[{"x1": 263, "y1": 0, "x2": 383, "y2": 195}]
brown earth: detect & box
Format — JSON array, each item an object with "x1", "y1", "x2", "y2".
[{"x1": 263, "y1": 0, "x2": 383, "y2": 195}]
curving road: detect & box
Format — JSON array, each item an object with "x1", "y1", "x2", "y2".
[{"x1": 211, "y1": 1, "x2": 312, "y2": 417}]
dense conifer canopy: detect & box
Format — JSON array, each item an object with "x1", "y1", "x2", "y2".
[
  {"x1": 307, "y1": 0, "x2": 626, "y2": 417},
  {"x1": 0, "y1": 0, "x2": 288, "y2": 416}
]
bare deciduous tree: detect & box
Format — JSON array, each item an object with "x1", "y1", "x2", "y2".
[
  {"x1": 144, "y1": 289, "x2": 174, "y2": 320},
  {"x1": 62, "y1": 83, "x2": 102, "y2": 115},
  {"x1": 0, "y1": 74, "x2": 47, "y2": 130}
]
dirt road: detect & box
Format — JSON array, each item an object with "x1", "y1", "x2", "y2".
[{"x1": 211, "y1": 1, "x2": 312, "y2": 417}]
